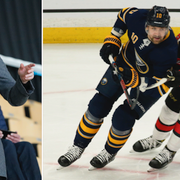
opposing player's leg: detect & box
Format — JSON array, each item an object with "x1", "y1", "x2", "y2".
[
  {"x1": 58, "y1": 67, "x2": 123, "y2": 168},
  {"x1": 132, "y1": 104, "x2": 179, "y2": 153},
  {"x1": 148, "y1": 115, "x2": 180, "y2": 172},
  {"x1": 148, "y1": 88, "x2": 180, "y2": 171},
  {"x1": 132, "y1": 88, "x2": 180, "y2": 153},
  {"x1": 90, "y1": 87, "x2": 161, "y2": 169},
  {"x1": 148, "y1": 145, "x2": 176, "y2": 172}
]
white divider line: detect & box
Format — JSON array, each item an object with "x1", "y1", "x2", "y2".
[{"x1": 0, "y1": 54, "x2": 42, "y2": 76}]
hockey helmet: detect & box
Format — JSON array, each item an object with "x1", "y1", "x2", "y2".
[{"x1": 146, "y1": 6, "x2": 170, "y2": 28}]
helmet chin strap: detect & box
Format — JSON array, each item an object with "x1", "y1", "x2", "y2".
[
  {"x1": 145, "y1": 22, "x2": 148, "y2": 34},
  {"x1": 165, "y1": 28, "x2": 169, "y2": 35}
]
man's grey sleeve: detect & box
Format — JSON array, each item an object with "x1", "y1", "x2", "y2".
[
  {"x1": 0, "y1": 139, "x2": 7, "y2": 178},
  {"x1": 0, "y1": 57, "x2": 35, "y2": 106}
]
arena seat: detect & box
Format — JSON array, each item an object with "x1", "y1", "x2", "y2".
[
  {"x1": 24, "y1": 99, "x2": 42, "y2": 124},
  {"x1": 7, "y1": 117, "x2": 42, "y2": 141},
  {"x1": 0, "y1": 95, "x2": 25, "y2": 118}
]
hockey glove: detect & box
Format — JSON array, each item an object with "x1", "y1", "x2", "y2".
[
  {"x1": 165, "y1": 69, "x2": 180, "y2": 87},
  {"x1": 100, "y1": 35, "x2": 121, "y2": 64},
  {"x1": 113, "y1": 66, "x2": 148, "y2": 91},
  {"x1": 113, "y1": 67, "x2": 140, "y2": 88}
]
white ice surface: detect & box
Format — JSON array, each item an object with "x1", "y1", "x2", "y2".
[{"x1": 43, "y1": 44, "x2": 180, "y2": 180}]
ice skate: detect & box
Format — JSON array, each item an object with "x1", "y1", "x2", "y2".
[
  {"x1": 147, "y1": 146, "x2": 176, "y2": 172},
  {"x1": 88, "y1": 149, "x2": 116, "y2": 170},
  {"x1": 130, "y1": 136, "x2": 164, "y2": 153},
  {"x1": 57, "y1": 145, "x2": 85, "y2": 168}
]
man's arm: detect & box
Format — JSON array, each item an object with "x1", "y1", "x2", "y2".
[{"x1": 0, "y1": 58, "x2": 35, "y2": 106}]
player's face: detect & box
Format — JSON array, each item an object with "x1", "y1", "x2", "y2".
[{"x1": 146, "y1": 26, "x2": 167, "y2": 44}]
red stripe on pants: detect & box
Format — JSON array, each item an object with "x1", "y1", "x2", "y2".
[
  {"x1": 156, "y1": 118, "x2": 175, "y2": 132},
  {"x1": 174, "y1": 121, "x2": 180, "y2": 135}
]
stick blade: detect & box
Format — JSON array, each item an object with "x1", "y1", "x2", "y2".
[{"x1": 146, "y1": 78, "x2": 168, "y2": 90}]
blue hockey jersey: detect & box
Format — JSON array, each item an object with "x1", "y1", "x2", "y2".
[{"x1": 112, "y1": 7, "x2": 178, "y2": 86}]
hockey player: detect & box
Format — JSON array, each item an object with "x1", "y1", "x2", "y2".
[
  {"x1": 132, "y1": 33, "x2": 180, "y2": 172},
  {"x1": 58, "y1": 6, "x2": 178, "y2": 169}
]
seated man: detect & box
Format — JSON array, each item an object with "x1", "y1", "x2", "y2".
[
  {"x1": 0, "y1": 106, "x2": 41, "y2": 180},
  {"x1": 0, "y1": 139, "x2": 6, "y2": 180},
  {"x1": 0, "y1": 47, "x2": 38, "y2": 179}
]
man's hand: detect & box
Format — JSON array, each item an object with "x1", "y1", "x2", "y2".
[
  {"x1": 18, "y1": 63, "x2": 35, "y2": 84},
  {"x1": 6, "y1": 133, "x2": 21, "y2": 143}
]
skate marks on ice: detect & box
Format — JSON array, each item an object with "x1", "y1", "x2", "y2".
[{"x1": 44, "y1": 151, "x2": 180, "y2": 180}]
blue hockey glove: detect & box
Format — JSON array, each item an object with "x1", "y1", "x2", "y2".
[
  {"x1": 112, "y1": 66, "x2": 140, "y2": 88},
  {"x1": 112, "y1": 66, "x2": 149, "y2": 91},
  {"x1": 100, "y1": 35, "x2": 121, "y2": 64},
  {"x1": 118, "y1": 67, "x2": 140, "y2": 88}
]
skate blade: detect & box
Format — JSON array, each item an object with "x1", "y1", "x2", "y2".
[
  {"x1": 147, "y1": 166, "x2": 167, "y2": 172},
  {"x1": 88, "y1": 166, "x2": 97, "y2": 171},
  {"x1": 129, "y1": 149, "x2": 136, "y2": 153},
  {"x1": 147, "y1": 167, "x2": 158, "y2": 172},
  {"x1": 129, "y1": 148, "x2": 156, "y2": 154},
  {"x1": 129, "y1": 149, "x2": 142, "y2": 153},
  {"x1": 57, "y1": 166, "x2": 64, "y2": 170}
]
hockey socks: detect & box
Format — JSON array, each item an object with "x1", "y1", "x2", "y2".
[
  {"x1": 173, "y1": 119, "x2": 180, "y2": 137},
  {"x1": 167, "y1": 120, "x2": 180, "y2": 152},
  {"x1": 74, "y1": 111, "x2": 103, "y2": 148},
  {"x1": 153, "y1": 104, "x2": 179, "y2": 140},
  {"x1": 105, "y1": 127, "x2": 132, "y2": 154},
  {"x1": 155, "y1": 117, "x2": 176, "y2": 132}
]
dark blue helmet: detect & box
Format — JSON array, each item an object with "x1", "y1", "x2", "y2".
[{"x1": 146, "y1": 6, "x2": 170, "y2": 28}]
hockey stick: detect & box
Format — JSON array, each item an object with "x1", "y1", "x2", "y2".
[
  {"x1": 109, "y1": 56, "x2": 139, "y2": 110},
  {"x1": 145, "y1": 78, "x2": 168, "y2": 90},
  {"x1": 145, "y1": 73, "x2": 175, "y2": 90}
]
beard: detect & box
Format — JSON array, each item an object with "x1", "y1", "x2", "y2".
[{"x1": 148, "y1": 35, "x2": 164, "y2": 44}]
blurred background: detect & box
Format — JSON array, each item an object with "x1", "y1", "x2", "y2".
[
  {"x1": 43, "y1": 0, "x2": 180, "y2": 44},
  {"x1": 0, "y1": 0, "x2": 42, "y2": 102},
  {"x1": 0, "y1": 0, "x2": 42, "y2": 173}
]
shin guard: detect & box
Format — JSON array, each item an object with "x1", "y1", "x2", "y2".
[
  {"x1": 105, "y1": 127, "x2": 132, "y2": 154},
  {"x1": 74, "y1": 111, "x2": 103, "y2": 148}
]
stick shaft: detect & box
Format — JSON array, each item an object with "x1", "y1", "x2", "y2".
[{"x1": 109, "y1": 56, "x2": 136, "y2": 109}]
